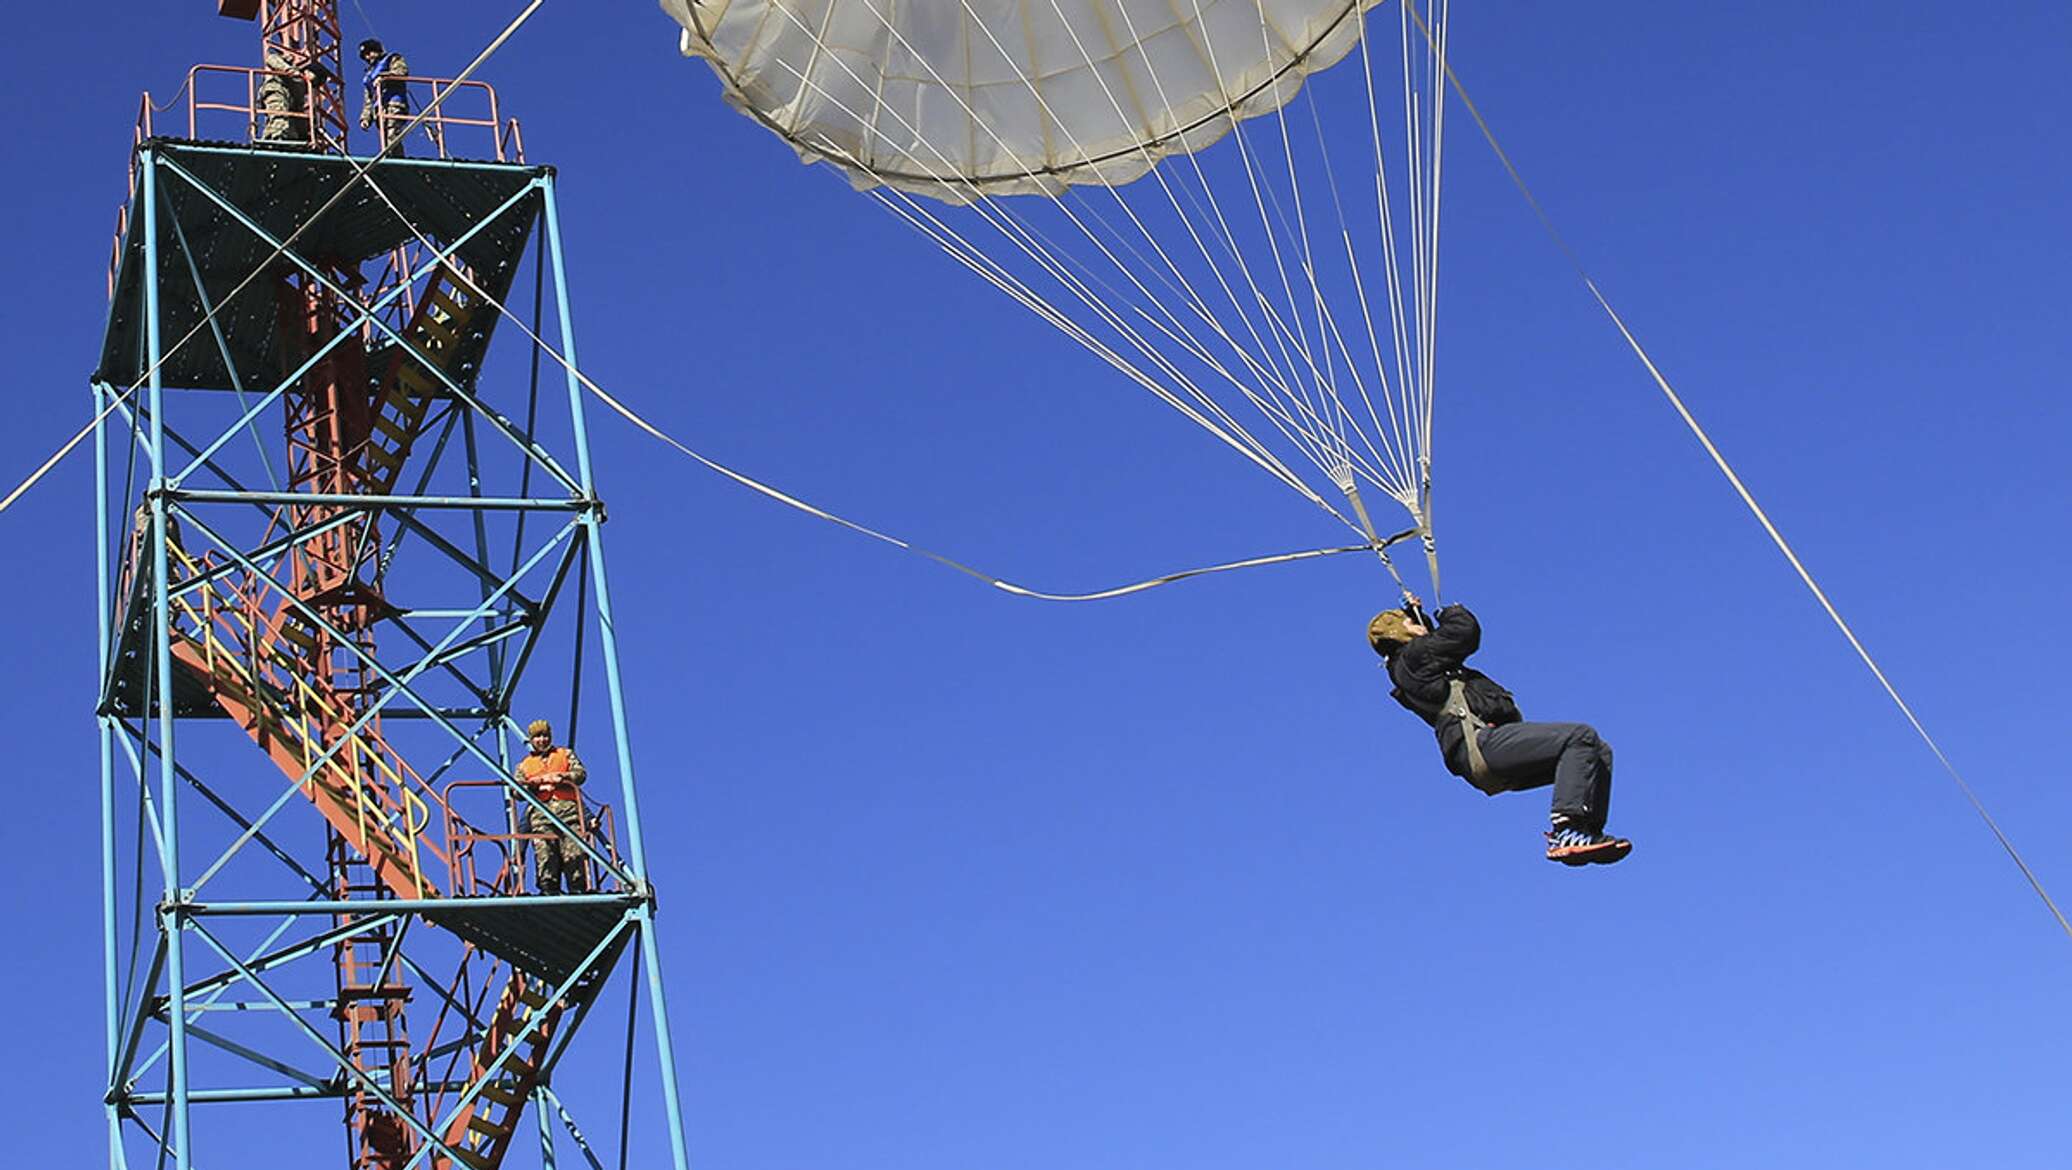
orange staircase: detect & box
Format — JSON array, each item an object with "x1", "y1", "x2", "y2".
[
  {"x1": 355, "y1": 262, "x2": 493, "y2": 497},
  {"x1": 163, "y1": 546, "x2": 444, "y2": 900}
]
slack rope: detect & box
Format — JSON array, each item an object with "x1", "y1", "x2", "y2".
[
  {"x1": 1428, "y1": 15, "x2": 2072, "y2": 939},
  {"x1": 564, "y1": 359, "x2": 1379, "y2": 600}
]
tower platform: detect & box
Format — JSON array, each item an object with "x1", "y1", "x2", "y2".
[{"x1": 100, "y1": 140, "x2": 542, "y2": 391}]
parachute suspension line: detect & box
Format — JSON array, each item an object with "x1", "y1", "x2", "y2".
[
  {"x1": 1057, "y1": 0, "x2": 1427, "y2": 510},
  {"x1": 1355, "y1": 3, "x2": 1425, "y2": 518},
  {"x1": 775, "y1": 0, "x2": 1377, "y2": 517},
  {"x1": 1010, "y1": 0, "x2": 1442, "y2": 578},
  {"x1": 1300, "y1": 92, "x2": 1413, "y2": 499},
  {"x1": 1431, "y1": 34, "x2": 2072, "y2": 940},
  {"x1": 1049, "y1": 0, "x2": 1340, "y2": 464},
  {"x1": 850, "y1": 0, "x2": 1332, "y2": 489},
  {"x1": 867, "y1": 175, "x2": 1347, "y2": 511},
  {"x1": 1242, "y1": 13, "x2": 1339, "y2": 486},
  {"x1": 792, "y1": 0, "x2": 1427, "y2": 524},
  {"x1": 355, "y1": 169, "x2": 1375, "y2": 601},
  {"x1": 980, "y1": 0, "x2": 1371, "y2": 488},
  {"x1": 991, "y1": 0, "x2": 1389, "y2": 500},
  {"x1": 986, "y1": 194, "x2": 1372, "y2": 499},
  {"x1": 1415, "y1": 0, "x2": 1451, "y2": 575}
]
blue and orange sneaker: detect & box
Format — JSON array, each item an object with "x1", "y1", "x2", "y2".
[{"x1": 1545, "y1": 825, "x2": 1632, "y2": 866}]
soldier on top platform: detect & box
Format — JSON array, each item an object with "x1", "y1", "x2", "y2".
[{"x1": 357, "y1": 37, "x2": 422, "y2": 153}]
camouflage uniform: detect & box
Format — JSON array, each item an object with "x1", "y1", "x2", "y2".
[
  {"x1": 517, "y1": 744, "x2": 588, "y2": 894},
  {"x1": 256, "y1": 52, "x2": 308, "y2": 145},
  {"x1": 527, "y1": 798, "x2": 588, "y2": 894}
]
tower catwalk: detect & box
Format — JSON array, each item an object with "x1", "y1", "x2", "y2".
[{"x1": 91, "y1": 6, "x2": 690, "y2": 1168}]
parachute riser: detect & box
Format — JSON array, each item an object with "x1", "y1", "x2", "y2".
[{"x1": 1339, "y1": 480, "x2": 1423, "y2": 606}]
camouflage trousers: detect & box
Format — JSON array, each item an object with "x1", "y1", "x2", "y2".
[
  {"x1": 527, "y1": 799, "x2": 587, "y2": 893},
  {"x1": 257, "y1": 84, "x2": 306, "y2": 144}
]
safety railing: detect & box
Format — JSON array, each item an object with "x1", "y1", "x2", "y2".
[
  {"x1": 155, "y1": 534, "x2": 451, "y2": 897},
  {"x1": 442, "y1": 779, "x2": 622, "y2": 899},
  {"x1": 367, "y1": 75, "x2": 522, "y2": 162},
  {"x1": 157, "y1": 64, "x2": 352, "y2": 152},
  {"x1": 109, "y1": 65, "x2": 526, "y2": 295}
]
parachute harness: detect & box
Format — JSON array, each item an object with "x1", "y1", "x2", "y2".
[{"x1": 1438, "y1": 678, "x2": 1494, "y2": 792}]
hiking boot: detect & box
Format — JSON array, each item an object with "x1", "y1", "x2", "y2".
[
  {"x1": 1545, "y1": 826, "x2": 1632, "y2": 866},
  {"x1": 535, "y1": 877, "x2": 563, "y2": 896}
]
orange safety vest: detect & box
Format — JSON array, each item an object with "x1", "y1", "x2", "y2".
[{"x1": 517, "y1": 747, "x2": 581, "y2": 803}]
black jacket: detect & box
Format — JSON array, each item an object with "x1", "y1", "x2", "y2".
[{"x1": 1384, "y1": 604, "x2": 1522, "y2": 777}]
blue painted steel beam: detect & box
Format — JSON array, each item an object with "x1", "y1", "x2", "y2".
[
  {"x1": 150, "y1": 165, "x2": 548, "y2": 484},
  {"x1": 399, "y1": 913, "x2": 636, "y2": 1170},
  {"x1": 542, "y1": 171, "x2": 694, "y2": 1170},
  {"x1": 154, "y1": 159, "x2": 585, "y2": 495},
  {"x1": 141, "y1": 146, "x2": 195, "y2": 1170},
  {"x1": 174, "y1": 489, "x2": 589, "y2": 511},
  {"x1": 172, "y1": 510, "x2": 628, "y2": 889},
  {"x1": 189, "y1": 892, "x2": 640, "y2": 915},
  {"x1": 95, "y1": 381, "x2": 126, "y2": 1170},
  {"x1": 185, "y1": 919, "x2": 479, "y2": 1170},
  {"x1": 165, "y1": 139, "x2": 545, "y2": 176}
]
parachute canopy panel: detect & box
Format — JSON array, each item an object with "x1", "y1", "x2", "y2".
[{"x1": 662, "y1": 0, "x2": 1386, "y2": 200}]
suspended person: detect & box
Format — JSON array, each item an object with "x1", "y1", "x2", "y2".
[
  {"x1": 357, "y1": 38, "x2": 432, "y2": 154},
  {"x1": 1368, "y1": 601, "x2": 1631, "y2": 865},
  {"x1": 516, "y1": 719, "x2": 590, "y2": 894}
]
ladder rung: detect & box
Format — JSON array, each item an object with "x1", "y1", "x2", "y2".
[
  {"x1": 396, "y1": 366, "x2": 441, "y2": 398},
  {"x1": 475, "y1": 1081, "x2": 524, "y2": 1107},
  {"x1": 371, "y1": 411, "x2": 415, "y2": 443},
  {"x1": 449, "y1": 1147, "x2": 495, "y2": 1170},
  {"x1": 466, "y1": 1115, "x2": 512, "y2": 1140},
  {"x1": 423, "y1": 286, "x2": 463, "y2": 318}
]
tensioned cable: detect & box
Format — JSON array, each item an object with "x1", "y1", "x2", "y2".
[
  {"x1": 0, "y1": 0, "x2": 546, "y2": 520},
  {"x1": 1428, "y1": 17, "x2": 2071, "y2": 938}
]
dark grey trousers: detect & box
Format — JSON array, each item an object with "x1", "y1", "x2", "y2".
[{"x1": 1474, "y1": 721, "x2": 1613, "y2": 829}]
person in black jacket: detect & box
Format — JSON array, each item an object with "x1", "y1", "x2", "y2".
[{"x1": 1368, "y1": 601, "x2": 1631, "y2": 865}]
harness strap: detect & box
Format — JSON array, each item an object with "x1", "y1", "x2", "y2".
[{"x1": 1440, "y1": 678, "x2": 1499, "y2": 794}]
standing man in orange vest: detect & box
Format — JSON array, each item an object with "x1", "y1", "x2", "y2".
[{"x1": 516, "y1": 719, "x2": 588, "y2": 894}]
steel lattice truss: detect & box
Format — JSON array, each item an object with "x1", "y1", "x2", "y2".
[{"x1": 92, "y1": 124, "x2": 689, "y2": 1170}]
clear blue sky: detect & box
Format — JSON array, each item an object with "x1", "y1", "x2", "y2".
[{"x1": 4, "y1": 2, "x2": 2069, "y2": 1166}]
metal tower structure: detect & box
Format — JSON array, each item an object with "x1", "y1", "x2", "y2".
[{"x1": 91, "y1": 6, "x2": 690, "y2": 1168}]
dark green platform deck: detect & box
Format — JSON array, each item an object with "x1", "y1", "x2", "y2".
[{"x1": 99, "y1": 140, "x2": 541, "y2": 391}]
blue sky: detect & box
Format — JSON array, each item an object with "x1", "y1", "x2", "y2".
[{"x1": 3, "y1": 2, "x2": 2069, "y2": 1167}]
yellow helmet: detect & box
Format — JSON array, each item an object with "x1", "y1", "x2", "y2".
[
  {"x1": 525, "y1": 719, "x2": 553, "y2": 738},
  {"x1": 1367, "y1": 610, "x2": 1420, "y2": 656}
]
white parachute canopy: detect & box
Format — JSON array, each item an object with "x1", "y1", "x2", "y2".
[{"x1": 661, "y1": 0, "x2": 1456, "y2": 594}]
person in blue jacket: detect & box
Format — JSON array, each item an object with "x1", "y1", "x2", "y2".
[
  {"x1": 358, "y1": 38, "x2": 414, "y2": 151},
  {"x1": 1369, "y1": 600, "x2": 1631, "y2": 865}
]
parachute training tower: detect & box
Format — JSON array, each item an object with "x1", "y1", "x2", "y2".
[{"x1": 92, "y1": 4, "x2": 691, "y2": 1168}]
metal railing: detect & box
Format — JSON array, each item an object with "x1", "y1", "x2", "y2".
[
  {"x1": 443, "y1": 779, "x2": 622, "y2": 899},
  {"x1": 108, "y1": 66, "x2": 526, "y2": 295},
  {"x1": 367, "y1": 74, "x2": 524, "y2": 162}
]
